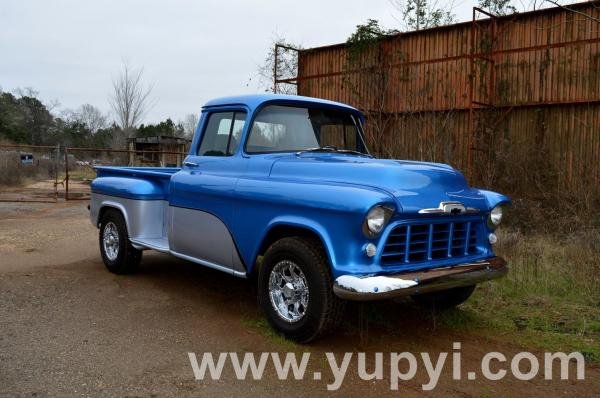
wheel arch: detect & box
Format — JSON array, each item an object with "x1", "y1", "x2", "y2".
[
  {"x1": 97, "y1": 201, "x2": 129, "y2": 232},
  {"x1": 249, "y1": 218, "x2": 334, "y2": 277}
]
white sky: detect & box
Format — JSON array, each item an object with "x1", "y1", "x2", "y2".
[{"x1": 0, "y1": 0, "x2": 479, "y2": 125}]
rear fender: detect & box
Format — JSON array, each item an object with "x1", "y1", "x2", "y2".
[{"x1": 91, "y1": 193, "x2": 167, "y2": 240}]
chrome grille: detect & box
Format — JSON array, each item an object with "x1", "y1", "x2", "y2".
[{"x1": 381, "y1": 220, "x2": 482, "y2": 265}]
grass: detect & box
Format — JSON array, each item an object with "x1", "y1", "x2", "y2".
[
  {"x1": 439, "y1": 229, "x2": 600, "y2": 362},
  {"x1": 241, "y1": 316, "x2": 300, "y2": 351}
]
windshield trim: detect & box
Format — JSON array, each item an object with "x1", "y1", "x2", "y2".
[
  {"x1": 350, "y1": 114, "x2": 371, "y2": 157},
  {"x1": 242, "y1": 102, "x2": 370, "y2": 156}
]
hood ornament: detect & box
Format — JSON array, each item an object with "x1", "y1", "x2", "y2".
[{"x1": 418, "y1": 201, "x2": 479, "y2": 215}]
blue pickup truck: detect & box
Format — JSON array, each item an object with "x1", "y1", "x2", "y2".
[{"x1": 90, "y1": 94, "x2": 510, "y2": 342}]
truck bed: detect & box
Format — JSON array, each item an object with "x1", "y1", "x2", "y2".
[
  {"x1": 91, "y1": 167, "x2": 180, "y2": 253},
  {"x1": 95, "y1": 166, "x2": 180, "y2": 179},
  {"x1": 92, "y1": 166, "x2": 180, "y2": 200}
]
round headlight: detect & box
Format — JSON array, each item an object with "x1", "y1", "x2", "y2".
[
  {"x1": 367, "y1": 207, "x2": 386, "y2": 233},
  {"x1": 364, "y1": 205, "x2": 393, "y2": 237},
  {"x1": 490, "y1": 206, "x2": 503, "y2": 226}
]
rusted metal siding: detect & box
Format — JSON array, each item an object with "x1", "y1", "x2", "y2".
[
  {"x1": 298, "y1": 3, "x2": 600, "y2": 109},
  {"x1": 295, "y1": 2, "x2": 600, "y2": 192}
]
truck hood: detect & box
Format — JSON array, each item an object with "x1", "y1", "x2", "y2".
[{"x1": 268, "y1": 154, "x2": 491, "y2": 213}]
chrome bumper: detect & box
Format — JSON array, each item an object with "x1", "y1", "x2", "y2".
[{"x1": 333, "y1": 257, "x2": 507, "y2": 301}]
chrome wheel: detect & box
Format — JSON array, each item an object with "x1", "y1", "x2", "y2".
[
  {"x1": 268, "y1": 260, "x2": 309, "y2": 323},
  {"x1": 102, "y1": 221, "x2": 120, "y2": 261}
]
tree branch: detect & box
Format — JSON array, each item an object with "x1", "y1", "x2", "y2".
[{"x1": 542, "y1": 0, "x2": 600, "y2": 23}]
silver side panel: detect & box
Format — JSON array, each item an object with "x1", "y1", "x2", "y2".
[
  {"x1": 90, "y1": 193, "x2": 246, "y2": 276},
  {"x1": 169, "y1": 206, "x2": 245, "y2": 274},
  {"x1": 90, "y1": 193, "x2": 167, "y2": 239}
]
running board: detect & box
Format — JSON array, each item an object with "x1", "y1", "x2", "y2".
[
  {"x1": 128, "y1": 237, "x2": 247, "y2": 279},
  {"x1": 130, "y1": 237, "x2": 169, "y2": 253}
]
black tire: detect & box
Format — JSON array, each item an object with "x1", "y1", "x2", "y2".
[
  {"x1": 258, "y1": 237, "x2": 345, "y2": 343},
  {"x1": 99, "y1": 208, "x2": 142, "y2": 274},
  {"x1": 411, "y1": 285, "x2": 476, "y2": 310}
]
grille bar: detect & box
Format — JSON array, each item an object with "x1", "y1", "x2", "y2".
[
  {"x1": 404, "y1": 225, "x2": 411, "y2": 263},
  {"x1": 427, "y1": 224, "x2": 434, "y2": 260},
  {"x1": 464, "y1": 222, "x2": 471, "y2": 256},
  {"x1": 447, "y1": 222, "x2": 454, "y2": 257},
  {"x1": 381, "y1": 219, "x2": 483, "y2": 266}
]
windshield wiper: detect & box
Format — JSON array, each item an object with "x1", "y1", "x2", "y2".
[
  {"x1": 295, "y1": 146, "x2": 372, "y2": 158},
  {"x1": 295, "y1": 145, "x2": 338, "y2": 155},
  {"x1": 335, "y1": 149, "x2": 372, "y2": 158}
]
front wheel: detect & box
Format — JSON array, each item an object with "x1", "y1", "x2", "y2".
[
  {"x1": 411, "y1": 285, "x2": 476, "y2": 310},
  {"x1": 99, "y1": 208, "x2": 142, "y2": 274},
  {"x1": 258, "y1": 237, "x2": 345, "y2": 343}
]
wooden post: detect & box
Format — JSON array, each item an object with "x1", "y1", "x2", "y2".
[{"x1": 128, "y1": 139, "x2": 135, "y2": 166}]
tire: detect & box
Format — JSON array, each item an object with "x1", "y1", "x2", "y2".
[
  {"x1": 99, "y1": 208, "x2": 142, "y2": 274},
  {"x1": 258, "y1": 237, "x2": 345, "y2": 343},
  {"x1": 411, "y1": 285, "x2": 476, "y2": 310}
]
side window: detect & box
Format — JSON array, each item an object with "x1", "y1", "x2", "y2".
[
  {"x1": 197, "y1": 111, "x2": 247, "y2": 156},
  {"x1": 320, "y1": 123, "x2": 357, "y2": 149}
]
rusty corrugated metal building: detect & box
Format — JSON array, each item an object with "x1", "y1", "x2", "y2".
[{"x1": 286, "y1": 1, "x2": 600, "y2": 194}]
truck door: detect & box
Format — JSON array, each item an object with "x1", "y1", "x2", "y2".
[{"x1": 168, "y1": 110, "x2": 248, "y2": 274}]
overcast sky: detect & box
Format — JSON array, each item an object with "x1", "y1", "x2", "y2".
[{"x1": 0, "y1": 0, "x2": 479, "y2": 125}]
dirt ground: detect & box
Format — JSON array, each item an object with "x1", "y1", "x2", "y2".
[{"x1": 0, "y1": 200, "x2": 598, "y2": 397}]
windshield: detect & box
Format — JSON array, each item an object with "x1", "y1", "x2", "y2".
[{"x1": 245, "y1": 105, "x2": 369, "y2": 155}]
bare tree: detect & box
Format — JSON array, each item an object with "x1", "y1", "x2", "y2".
[
  {"x1": 180, "y1": 113, "x2": 199, "y2": 139},
  {"x1": 63, "y1": 104, "x2": 108, "y2": 133},
  {"x1": 257, "y1": 36, "x2": 301, "y2": 94},
  {"x1": 13, "y1": 86, "x2": 60, "y2": 113},
  {"x1": 390, "y1": 0, "x2": 456, "y2": 31},
  {"x1": 478, "y1": 0, "x2": 518, "y2": 15},
  {"x1": 13, "y1": 86, "x2": 39, "y2": 98},
  {"x1": 542, "y1": 0, "x2": 600, "y2": 23},
  {"x1": 109, "y1": 62, "x2": 154, "y2": 135}
]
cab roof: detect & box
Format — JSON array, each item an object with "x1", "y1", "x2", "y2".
[{"x1": 202, "y1": 94, "x2": 364, "y2": 121}]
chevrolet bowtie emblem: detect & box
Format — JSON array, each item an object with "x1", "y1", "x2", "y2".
[{"x1": 418, "y1": 201, "x2": 479, "y2": 215}]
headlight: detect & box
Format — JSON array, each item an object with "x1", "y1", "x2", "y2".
[
  {"x1": 487, "y1": 205, "x2": 503, "y2": 229},
  {"x1": 363, "y1": 205, "x2": 393, "y2": 237}
]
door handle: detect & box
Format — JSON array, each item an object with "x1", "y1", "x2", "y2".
[{"x1": 184, "y1": 161, "x2": 198, "y2": 167}]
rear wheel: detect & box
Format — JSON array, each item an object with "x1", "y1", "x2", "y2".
[
  {"x1": 411, "y1": 285, "x2": 476, "y2": 310},
  {"x1": 99, "y1": 209, "x2": 142, "y2": 274},
  {"x1": 258, "y1": 237, "x2": 345, "y2": 343}
]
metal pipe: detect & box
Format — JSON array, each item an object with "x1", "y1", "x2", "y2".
[
  {"x1": 273, "y1": 44, "x2": 279, "y2": 94},
  {"x1": 0, "y1": 144, "x2": 61, "y2": 150},
  {"x1": 54, "y1": 144, "x2": 59, "y2": 201},
  {"x1": 64, "y1": 147, "x2": 69, "y2": 201},
  {"x1": 285, "y1": 36, "x2": 600, "y2": 84},
  {"x1": 65, "y1": 147, "x2": 187, "y2": 155}
]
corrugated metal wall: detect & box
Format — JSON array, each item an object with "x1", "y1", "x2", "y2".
[{"x1": 295, "y1": 2, "x2": 600, "y2": 194}]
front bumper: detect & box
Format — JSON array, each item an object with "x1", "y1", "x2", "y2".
[{"x1": 333, "y1": 256, "x2": 507, "y2": 301}]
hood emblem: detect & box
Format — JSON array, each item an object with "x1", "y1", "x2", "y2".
[{"x1": 418, "y1": 201, "x2": 479, "y2": 215}]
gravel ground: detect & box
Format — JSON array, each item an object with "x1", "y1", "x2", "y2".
[{"x1": 0, "y1": 201, "x2": 598, "y2": 397}]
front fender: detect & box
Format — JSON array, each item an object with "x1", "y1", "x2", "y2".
[
  {"x1": 232, "y1": 178, "x2": 396, "y2": 277},
  {"x1": 477, "y1": 189, "x2": 512, "y2": 209}
]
